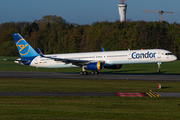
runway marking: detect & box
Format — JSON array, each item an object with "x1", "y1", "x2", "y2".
[
  {"x1": 145, "y1": 92, "x2": 162, "y2": 97},
  {"x1": 116, "y1": 93, "x2": 145, "y2": 97}
]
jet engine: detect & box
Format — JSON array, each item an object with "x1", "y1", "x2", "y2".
[{"x1": 85, "y1": 62, "x2": 103, "y2": 70}]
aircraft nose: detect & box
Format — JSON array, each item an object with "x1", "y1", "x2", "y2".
[{"x1": 173, "y1": 55, "x2": 177, "y2": 61}]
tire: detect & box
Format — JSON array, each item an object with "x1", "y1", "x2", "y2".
[
  {"x1": 91, "y1": 71, "x2": 95, "y2": 75},
  {"x1": 95, "y1": 71, "x2": 99, "y2": 74},
  {"x1": 83, "y1": 71, "x2": 88, "y2": 75},
  {"x1": 80, "y1": 71, "x2": 84, "y2": 75}
]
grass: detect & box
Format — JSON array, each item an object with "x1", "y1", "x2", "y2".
[
  {"x1": 1, "y1": 56, "x2": 180, "y2": 119},
  {"x1": 0, "y1": 77, "x2": 180, "y2": 93},
  {"x1": 0, "y1": 78, "x2": 179, "y2": 119},
  {"x1": 0, "y1": 56, "x2": 180, "y2": 74},
  {"x1": 0, "y1": 97, "x2": 180, "y2": 120}
]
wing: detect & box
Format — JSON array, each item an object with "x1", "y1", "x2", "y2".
[{"x1": 37, "y1": 48, "x2": 104, "y2": 66}]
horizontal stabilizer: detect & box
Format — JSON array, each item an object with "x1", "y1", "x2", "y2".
[{"x1": 3, "y1": 59, "x2": 29, "y2": 63}]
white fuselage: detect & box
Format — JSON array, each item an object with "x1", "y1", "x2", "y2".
[{"x1": 27, "y1": 49, "x2": 177, "y2": 68}]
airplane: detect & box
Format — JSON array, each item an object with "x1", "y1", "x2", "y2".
[{"x1": 4, "y1": 33, "x2": 177, "y2": 75}]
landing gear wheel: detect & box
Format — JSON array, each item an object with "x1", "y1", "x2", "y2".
[
  {"x1": 91, "y1": 71, "x2": 95, "y2": 75},
  {"x1": 91, "y1": 71, "x2": 99, "y2": 75},
  {"x1": 83, "y1": 71, "x2": 88, "y2": 75},
  {"x1": 157, "y1": 62, "x2": 162, "y2": 73},
  {"x1": 80, "y1": 71, "x2": 84, "y2": 75},
  {"x1": 95, "y1": 71, "x2": 99, "y2": 74},
  {"x1": 80, "y1": 71, "x2": 88, "y2": 75}
]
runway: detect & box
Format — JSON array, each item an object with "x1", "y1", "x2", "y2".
[
  {"x1": 0, "y1": 92, "x2": 179, "y2": 97},
  {"x1": 0, "y1": 71, "x2": 180, "y2": 81},
  {"x1": 1, "y1": 71, "x2": 180, "y2": 97}
]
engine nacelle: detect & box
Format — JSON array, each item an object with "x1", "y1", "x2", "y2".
[
  {"x1": 104, "y1": 64, "x2": 123, "y2": 69},
  {"x1": 85, "y1": 62, "x2": 103, "y2": 70}
]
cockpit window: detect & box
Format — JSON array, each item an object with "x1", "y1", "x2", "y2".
[{"x1": 165, "y1": 53, "x2": 173, "y2": 55}]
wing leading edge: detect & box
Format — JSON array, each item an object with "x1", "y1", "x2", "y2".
[{"x1": 37, "y1": 48, "x2": 104, "y2": 66}]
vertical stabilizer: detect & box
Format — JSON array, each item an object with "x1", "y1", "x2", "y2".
[{"x1": 12, "y1": 33, "x2": 39, "y2": 58}]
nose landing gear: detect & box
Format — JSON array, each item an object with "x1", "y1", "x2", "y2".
[{"x1": 157, "y1": 62, "x2": 162, "y2": 72}]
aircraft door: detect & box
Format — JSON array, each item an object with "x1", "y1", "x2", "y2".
[
  {"x1": 34, "y1": 58, "x2": 38, "y2": 64},
  {"x1": 128, "y1": 51, "x2": 132, "y2": 60},
  {"x1": 157, "y1": 52, "x2": 161, "y2": 58}
]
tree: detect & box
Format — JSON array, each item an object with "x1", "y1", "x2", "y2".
[{"x1": 0, "y1": 16, "x2": 180, "y2": 59}]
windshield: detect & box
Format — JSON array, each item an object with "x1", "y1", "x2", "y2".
[{"x1": 165, "y1": 53, "x2": 173, "y2": 55}]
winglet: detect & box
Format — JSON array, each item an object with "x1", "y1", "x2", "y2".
[
  {"x1": 37, "y1": 48, "x2": 44, "y2": 57},
  {"x1": 101, "y1": 47, "x2": 105, "y2": 52}
]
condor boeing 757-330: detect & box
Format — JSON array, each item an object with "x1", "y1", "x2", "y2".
[{"x1": 4, "y1": 33, "x2": 177, "y2": 75}]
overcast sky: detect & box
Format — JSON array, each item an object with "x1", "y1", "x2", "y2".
[{"x1": 0, "y1": 0, "x2": 179, "y2": 25}]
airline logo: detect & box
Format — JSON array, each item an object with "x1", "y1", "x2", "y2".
[
  {"x1": 16, "y1": 39, "x2": 30, "y2": 55},
  {"x1": 132, "y1": 52, "x2": 156, "y2": 59}
]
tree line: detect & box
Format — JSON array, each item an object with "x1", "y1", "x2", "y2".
[{"x1": 0, "y1": 15, "x2": 180, "y2": 59}]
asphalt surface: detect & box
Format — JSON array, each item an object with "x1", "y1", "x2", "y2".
[
  {"x1": 0, "y1": 71, "x2": 180, "y2": 97},
  {"x1": 0, "y1": 92, "x2": 117, "y2": 97},
  {"x1": 0, "y1": 71, "x2": 180, "y2": 81},
  {"x1": 0, "y1": 92, "x2": 179, "y2": 97}
]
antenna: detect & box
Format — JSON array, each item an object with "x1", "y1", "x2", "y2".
[{"x1": 120, "y1": 0, "x2": 126, "y2": 3}]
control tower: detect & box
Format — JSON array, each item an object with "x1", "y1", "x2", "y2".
[{"x1": 118, "y1": 0, "x2": 127, "y2": 22}]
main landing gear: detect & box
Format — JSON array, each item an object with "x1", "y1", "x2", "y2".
[
  {"x1": 80, "y1": 66, "x2": 88, "y2": 75},
  {"x1": 157, "y1": 62, "x2": 162, "y2": 73},
  {"x1": 80, "y1": 71, "x2": 88, "y2": 75},
  {"x1": 80, "y1": 71, "x2": 99, "y2": 75},
  {"x1": 91, "y1": 71, "x2": 99, "y2": 75},
  {"x1": 80, "y1": 66, "x2": 99, "y2": 75}
]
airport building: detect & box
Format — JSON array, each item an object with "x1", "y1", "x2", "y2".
[{"x1": 118, "y1": 1, "x2": 127, "y2": 22}]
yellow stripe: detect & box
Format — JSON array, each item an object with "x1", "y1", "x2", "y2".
[
  {"x1": 146, "y1": 92, "x2": 152, "y2": 97},
  {"x1": 146, "y1": 92, "x2": 161, "y2": 97},
  {"x1": 149, "y1": 92, "x2": 156, "y2": 97}
]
